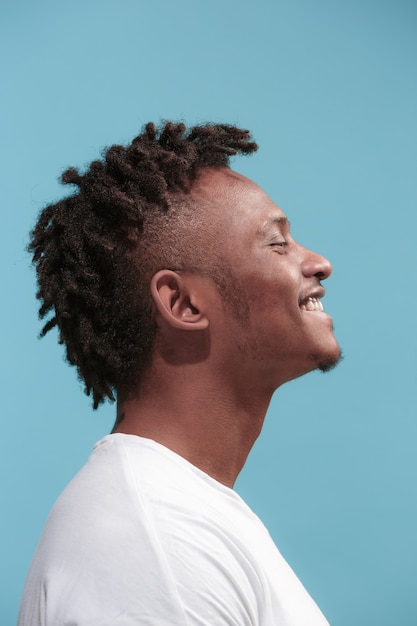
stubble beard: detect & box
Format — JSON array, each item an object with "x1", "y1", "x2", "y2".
[{"x1": 311, "y1": 347, "x2": 343, "y2": 373}]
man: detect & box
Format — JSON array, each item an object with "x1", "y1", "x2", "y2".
[{"x1": 18, "y1": 121, "x2": 341, "y2": 625}]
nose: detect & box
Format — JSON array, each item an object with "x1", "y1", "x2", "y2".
[{"x1": 301, "y1": 248, "x2": 332, "y2": 280}]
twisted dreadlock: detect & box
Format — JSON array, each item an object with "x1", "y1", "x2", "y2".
[{"x1": 29, "y1": 121, "x2": 258, "y2": 408}]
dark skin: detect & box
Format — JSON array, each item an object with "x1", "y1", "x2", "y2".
[{"x1": 115, "y1": 169, "x2": 341, "y2": 487}]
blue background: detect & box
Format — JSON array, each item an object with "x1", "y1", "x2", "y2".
[{"x1": 2, "y1": 0, "x2": 416, "y2": 624}]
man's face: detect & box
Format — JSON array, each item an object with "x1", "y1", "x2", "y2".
[{"x1": 191, "y1": 168, "x2": 341, "y2": 391}]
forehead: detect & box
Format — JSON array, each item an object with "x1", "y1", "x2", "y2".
[{"x1": 192, "y1": 168, "x2": 287, "y2": 236}]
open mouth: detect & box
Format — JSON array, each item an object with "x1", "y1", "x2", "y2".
[{"x1": 299, "y1": 296, "x2": 324, "y2": 312}]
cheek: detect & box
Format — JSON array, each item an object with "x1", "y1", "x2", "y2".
[
  {"x1": 232, "y1": 256, "x2": 301, "y2": 313},
  {"x1": 259, "y1": 276, "x2": 300, "y2": 311}
]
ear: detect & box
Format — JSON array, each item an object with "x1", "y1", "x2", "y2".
[{"x1": 150, "y1": 270, "x2": 209, "y2": 331}]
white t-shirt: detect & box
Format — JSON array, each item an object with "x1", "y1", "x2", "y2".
[{"x1": 18, "y1": 433, "x2": 330, "y2": 625}]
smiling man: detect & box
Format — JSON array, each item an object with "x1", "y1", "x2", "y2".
[{"x1": 18, "y1": 122, "x2": 341, "y2": 626}]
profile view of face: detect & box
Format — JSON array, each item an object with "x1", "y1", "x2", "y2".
[{"x1": 191, "y1": 169, "x2": 341, "y2": 390}]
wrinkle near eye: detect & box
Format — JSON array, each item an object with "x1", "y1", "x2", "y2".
[{"x1": 268, "y1": 238, "x2": 286, "y2": 246}]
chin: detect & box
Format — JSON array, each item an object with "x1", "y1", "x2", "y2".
[{"x1": 311, "y1": 346, "x2": 343, "y2": 373}]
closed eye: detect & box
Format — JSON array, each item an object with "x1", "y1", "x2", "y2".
[{"x1": 270, "y1": 241, "x2": 288, "y2": 252}]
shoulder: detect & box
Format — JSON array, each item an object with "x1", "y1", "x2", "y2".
[{"x1": 19, "y1": 434, "x2": 265, "y2": 625}]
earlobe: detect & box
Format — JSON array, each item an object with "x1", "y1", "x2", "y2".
[{"x1": 150, "y1": 270, "x2": 209, "y2": 331}]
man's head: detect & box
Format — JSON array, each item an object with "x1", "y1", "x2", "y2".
[
  {"x1": 30, "y1": 121, "x2": 340, "y2": 409},
  {"x1": 150, "y1": 168, "x2": 341, "y2": 396}
]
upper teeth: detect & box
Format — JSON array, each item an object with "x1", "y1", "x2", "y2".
[{"x1": 300, "y1": 297, "x2": 323, "y2": 312}]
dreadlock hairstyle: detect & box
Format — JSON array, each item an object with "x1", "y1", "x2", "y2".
[{"x1": 29, "y1": 121, "x2": 258, "y2": 408}]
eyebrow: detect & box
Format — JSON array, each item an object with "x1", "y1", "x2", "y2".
[{"x1": 258, "y1": 215, "x2": 290, "y2": 235}]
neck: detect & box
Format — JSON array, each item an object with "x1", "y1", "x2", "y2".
[{"x1": 113, "y1": 363, "x2": 273, "y2": 488}]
